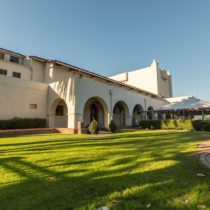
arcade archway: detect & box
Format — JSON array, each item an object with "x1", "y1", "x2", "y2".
[
  {"x1": 83, "y1": 97, "x2": 108, "y2": 128},
  {"x1": 113, "y1": 101, "x2": 129, "y2": 127},
  {"x1": 133, "y1": 104, "x2": 144, "y2": 126}
]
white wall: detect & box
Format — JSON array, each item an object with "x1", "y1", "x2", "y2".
[
  {"x1": 31, "y1": 59, "x2": 45, "y2": 83},
  {"x1": 157, "y1": 69, "x2": 173, "y2": 97},
  {"x1": 74, "y1": 74, "x2": 167, "y2": 127},
  {"x1": 45, "y1": 63, "x2": 76, "y2": 128},
  {"x1": 110, "y1": 60, "x2": 173, "y2": 98},
  {"x1": 126, "y1": 66, "x2": 158, "y2": 94},
  {"x1": 0, "y1": 75, "x2": 48, "y2": 120},
  {"x1": 0, "y1": 59, "x2": 31, "y2": 80}
]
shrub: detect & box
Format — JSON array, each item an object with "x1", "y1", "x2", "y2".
[
  {"x1": 192, "y1": 120, "x2": 210, "y2": 131},
  {"x1": 139, "y1": 119, "x2": 210, "y2": 131},
  {"x1": 140, "y1": 120, "x2": 194, "y2": 130},
  {"x1": 139, "y1": 120, "x2": 147, "y2": 129},
  {"x1": 0, "y1": 117, "x2": 46, "y2": 130},
  {"x1": 205, "y1": 122, "x2": 210, "y2": 131},
  {"x1": 88, "y1": 119, "x2": 99, "y2": 134},
  {"x1": 151, "y1": 120, "x2": 161, "y2": 129},
  {"x1": 140, "y1": 120, "x2": 163, "y2": 130},
  {"x1": 108, "y1": 120, "x2": 117, "y2": 132},
  {"x1": 161, "y1": 120, "x2": 194, "y2": 130},
  {"x1": 192, "y1": 120, "x2": 203, "y2": 131}
]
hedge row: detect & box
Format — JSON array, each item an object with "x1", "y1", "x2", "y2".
[
  {"x1": 0, "y1": 118, "x2": 46, "y2": 129},
  {"x1": 139, "y1": 120, "x2": 210, "y2": 131},
  {"x1": 192, "y1": 120, "x2": 210, "y2": 131}
]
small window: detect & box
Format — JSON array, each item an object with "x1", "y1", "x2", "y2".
[
  {"x1": 55, "y1": 105, "x2": 64, "y2": 116},
  {"x1": 12, "y1": 72, "x2": 21, "y2": 78},
  {"x1": 0, "y1": 69, "x2": 7, "y2": 75},
  {"x1": 30, "y1": 104, "x2": 37, "y2": 109},
  {"x1": 10, "y1": 56, "x2": 19, "y2": 63},
  {"x1": 0, "y1": 52, "x2": 4, "y2": 59}
]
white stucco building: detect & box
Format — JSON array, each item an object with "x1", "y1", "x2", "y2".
[
  {"x1": 0, "y1": 48, "x2": 171, "y2": 133},
  {"x1": 110, "y1": 59, "x2": 173, "y2": 98}
]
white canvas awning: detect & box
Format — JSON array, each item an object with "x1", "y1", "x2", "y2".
[{"x1": 157, "y1": 96, "x2": 210, "y2": 111}]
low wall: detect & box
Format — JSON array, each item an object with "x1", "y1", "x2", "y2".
[
  {"x1": 0, "y1": 128, "x2": 59, "y2": 137},
  {"x1": 0, "y1": 127, "x2": 89, "y2": 137}
]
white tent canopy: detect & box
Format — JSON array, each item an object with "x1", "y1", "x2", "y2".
[{"x1": 157, "y1": 96, "x2": 210, "y2": 111}]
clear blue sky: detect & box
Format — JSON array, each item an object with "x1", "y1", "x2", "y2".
[{"x1": 0, "y1": 0, "x2": 209, "y2": 100}]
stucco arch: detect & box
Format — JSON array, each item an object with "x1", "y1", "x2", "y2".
[
  {"x1": 83, "y1": 97, "x2": 108, "y2": 128},
  {"x1": 133, "y1": 104, "x2": 144, "y2": 126},
  {"x1": 113, "y1": 101, "x2": 130, "y2": 127},
  {"x1": 49, "y1": 98, "x2": 68, "y2": 128}
]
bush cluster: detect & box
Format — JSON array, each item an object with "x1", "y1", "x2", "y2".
[
  {"x1": 88, "y1": 119, "x2": 99, "y2": 134},
  {"x1": 192, "y1": 120, "x2": 210, "y2": 131},
  {"x1": 108, "y1": 120, "x2": 117, "y2": 132},
  {"x1": 140, "y1": 120, "x2": 210, "y2": 131},
  {"x1": 161, "y1": 120, "x2": 194, "y2": 130},
  {"x1": 0, "y1": 117, "x2": 46, "y2": 130},
  {"x1": 140, "y1": 120, "x2": 162, "y2": 130}
]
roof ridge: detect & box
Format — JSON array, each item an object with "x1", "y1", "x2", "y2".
[{"x1": 0, "y1": 47, "x2": 26, "y2": 57}]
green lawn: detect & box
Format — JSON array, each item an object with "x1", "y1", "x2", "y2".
[{"x1": 0, "y1": 130, "x2": 210, "y2": 210}]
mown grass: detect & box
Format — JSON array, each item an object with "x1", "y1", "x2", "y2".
[{"x1": 0, "y1": 130, "x2": 210, "y2": 210}]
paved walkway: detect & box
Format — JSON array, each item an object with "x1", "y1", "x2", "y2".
[{"x1": 198, "y1": 140, "x2": 210, "y2": 169}]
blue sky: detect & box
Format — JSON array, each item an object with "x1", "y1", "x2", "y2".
[{"x1": 0, "y1": 0, "x2": 210, "y2": 100}]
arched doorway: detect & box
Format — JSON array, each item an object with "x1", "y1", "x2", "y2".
[
  {"x1": 50, "y1": 99, "x2": 68, "y2": 128},
  {"x1": 147, "y1": 106, "x2": 154, "y2": 120},
  {"x1": 113, "y1": 101, "x2": 129, "y2": 127},
  {"x1": 133, "y1": 104, "x2": 144, "y2": 126},
  {"x1": 83, "y1": 97, "x2": 108, "y2": 128}
]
